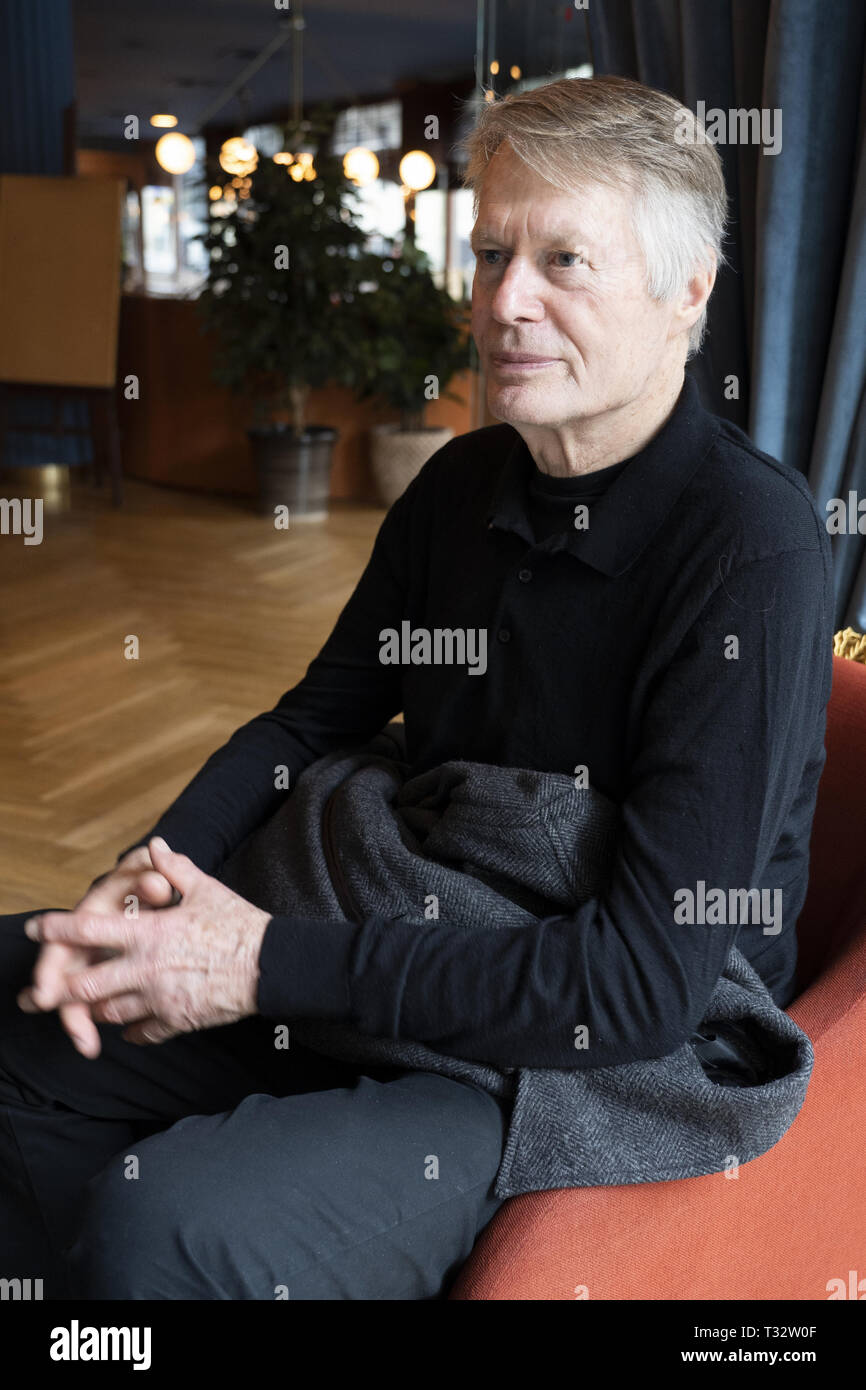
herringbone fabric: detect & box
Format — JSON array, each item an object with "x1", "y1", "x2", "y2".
[{"x1": 218, "y1": 723, "x2": 814, "y2": 1198}]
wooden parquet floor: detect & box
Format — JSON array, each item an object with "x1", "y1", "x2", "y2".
[{"x1": 0, "y1": 477, "x2": 387, "y2": 912}]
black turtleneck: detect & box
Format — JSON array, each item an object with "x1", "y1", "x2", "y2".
[{"x1": 525, "y1": 450, "x2": 633, "y2": 544}]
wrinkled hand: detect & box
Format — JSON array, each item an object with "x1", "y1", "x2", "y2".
[
  {"x1": 18, "y1": 843, "x2": 177, "y2": 1058},
  {"x1": 17, "y1": 838, "x2": 271, "y2": 1057}
]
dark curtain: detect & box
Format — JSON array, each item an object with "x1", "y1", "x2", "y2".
[
  {"x1": 0, "y1": 0, "x2": 92, "y2": 474},
  {"x1": 0, "y1": 0, "x2": 75, "y2": 176},
  {"x1": 586, "y1": 0, "x2": 866, "y2": 629}
]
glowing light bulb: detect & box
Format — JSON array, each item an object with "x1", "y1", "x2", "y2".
[
  {"x1": 398, "y1": 150, "x2": 436, "y2": 192},
  {"x1": 342, "y1": 147, "x2": 379, "y2": 186},
  {"x1": 219, "y1": 138, "x2": 258, "y2": 176},
  {"x1": 154, "y1": 131, "x2": 196, "y2": 174}
]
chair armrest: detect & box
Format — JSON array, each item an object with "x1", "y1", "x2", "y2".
[{"x1": 450, "y1": 918, "x2": 866, "y2": 1300}]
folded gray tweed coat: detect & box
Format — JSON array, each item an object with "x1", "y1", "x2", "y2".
[{"x1": 217, "y1": 722, "x2": 814, "y2": 1199}]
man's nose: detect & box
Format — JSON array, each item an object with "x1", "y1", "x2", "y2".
[{"x1": 489, "y1": 260, "x2": 545, "y2": 322}]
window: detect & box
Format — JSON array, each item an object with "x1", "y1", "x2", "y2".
[{"x1": 331, "y1": 100, "x2": 402, "y2": 155}]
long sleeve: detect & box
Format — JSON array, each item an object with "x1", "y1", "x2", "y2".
[
  {"x1": 256, "y1": 547, "x2": 832, "y2": 1070},
  {"x1": 115, "y1": 474, "x2": 424, "y2": 875}
]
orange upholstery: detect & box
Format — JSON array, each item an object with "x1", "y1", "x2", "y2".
[{"x1": 450, "y1": 654, "x2": 866, "y2": 1300}]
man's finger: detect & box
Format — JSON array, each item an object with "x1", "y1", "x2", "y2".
[
  {"x1": 25, "y1": 911, "x2": 140, "y2": 951},
  {"x1": 122, "y1": 1017, "x2": 179, "y2": 1046},
  {"x1": 135, "y1": 870, "x2": 176, "y2": 906},
  {"x1": 146, "y1": 838, "x2": 198, "y2": 900},
  {"x1": 18, "y1": 989, "x2": 104, "y2": 1056},
  {"x1": 89, "y1": 992, "x2": 151, "y2": 1025},
  {"x1": 60, "y1": 956, "x2": 146, "y2": 1006},
  {"x1": 60, "y1": 1002, "x2": 102, "y2": 1057},
  {"x1": 29, "y1": 942, "x2": 94, "y2": 1011}
]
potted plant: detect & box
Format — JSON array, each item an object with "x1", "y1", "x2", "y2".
[
  {"x1": 196, "y1": 105, "x2": 370, "y2": 518},
  {"x1": 350, "y1": 237, "x2": 472, "y2": 506}
]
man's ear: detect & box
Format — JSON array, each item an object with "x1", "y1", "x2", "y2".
[{"x1": 669, "y1": 251, "x2": 717, "y2": 341}]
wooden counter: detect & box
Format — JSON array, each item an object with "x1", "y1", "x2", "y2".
[{"x1": 115, "y1": 294, "x2": 481, "y2": 501}]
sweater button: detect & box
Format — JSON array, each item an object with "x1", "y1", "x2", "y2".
[
  {"x1": 518, "y1": 567, "x2": 533, "y2": 582},
  {"x1": 498, "y1": 628, "x2": 511, "y2": 642}
]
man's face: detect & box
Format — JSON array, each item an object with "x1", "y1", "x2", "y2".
[{"x1": 470, "y1": 141, "x2": 686, "y2": 428}]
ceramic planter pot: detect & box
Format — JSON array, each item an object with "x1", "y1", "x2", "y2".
[
  {"x1": 370, "y1": 423, "x2": 454, "y2": 507},
  {"x1": 247, "y1": 424, "x2": 339, "y2": 520}
]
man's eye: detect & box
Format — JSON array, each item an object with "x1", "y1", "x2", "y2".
[{"x1": 475, "y1": 249, "x2": 587, "y2": 268}]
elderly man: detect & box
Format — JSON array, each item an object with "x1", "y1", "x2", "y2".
[{"x1": 0, "y1": 74, "x2": 832, "y2": 1300}]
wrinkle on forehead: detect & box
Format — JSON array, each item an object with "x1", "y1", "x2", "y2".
[
  {"x1": 474, "y1": 145, "x2": 638, "y2": 260},
  {"x1": 475, "y1": 193, "x2": 634, "y2": 264}
]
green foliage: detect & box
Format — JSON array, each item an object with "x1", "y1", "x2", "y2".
[
  {"x1": 196, "y1": 105, "x2": 370, "y2": 432},
  {"x1": 196, "y1": 103, "x2": 472, "y2": 435},
  {"x1": 350, "y1": 239, "x2": 472, "y2": 432}
]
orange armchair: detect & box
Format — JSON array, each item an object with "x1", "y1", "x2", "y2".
[{"x1": 450, "y1": 653, "x2": 866, "y2": 1300}]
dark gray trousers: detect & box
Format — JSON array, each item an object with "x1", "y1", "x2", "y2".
[{"x1": 0, "y1": 910, "x2": 509, "y2": 1300}]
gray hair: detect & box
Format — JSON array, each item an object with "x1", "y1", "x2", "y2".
[{"x1": 458, "y1": 74, "x2": 730, "y2": 359}]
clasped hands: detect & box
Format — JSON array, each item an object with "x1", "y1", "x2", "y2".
[{"x1": 16, "y1": 837, "x2": 272, "y2": 1058}]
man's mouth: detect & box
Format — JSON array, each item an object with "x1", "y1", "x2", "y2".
[{"x1": 491, "y1": 353, "x2": 559, "y2": 372}]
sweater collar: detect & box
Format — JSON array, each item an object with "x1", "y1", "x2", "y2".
[{"x1": 484, "y1": 371, "x2": 720, "y2": 577}]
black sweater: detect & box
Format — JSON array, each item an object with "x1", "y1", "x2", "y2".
[{"x1": 117, "y1": 371, "x2": 834, "y2": 1070}]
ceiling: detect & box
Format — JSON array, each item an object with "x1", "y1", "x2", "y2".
[{"x1": 72, "y1": 0, "x2": 480, "y2": 145}]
